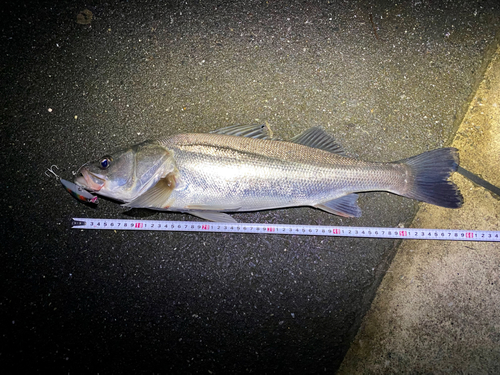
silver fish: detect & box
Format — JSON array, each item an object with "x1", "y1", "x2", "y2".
[{"x1": 74, "y1": 124, "x2": 463, "y2": 222}]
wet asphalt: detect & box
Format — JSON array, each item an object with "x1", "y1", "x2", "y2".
[{"x1": 2, "y1": 1, "x2": 499, "y2": 373}]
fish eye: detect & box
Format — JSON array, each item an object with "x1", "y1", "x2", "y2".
[{"x1": 99, "y1": 156, "x2": 112, "y2": 169}]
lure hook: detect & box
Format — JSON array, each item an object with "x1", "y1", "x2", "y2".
[
  {"x1": 45, "y1": 164, "x2": 98, "y2": 204},
  {"x1": 72, "y1": 161, "x2": 90, "y2": 176},
  {"x1": 45, "y1": 165, "x2": 61, "y2": 180}
]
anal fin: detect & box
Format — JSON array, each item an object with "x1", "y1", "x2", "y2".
[{"x1": 315, "y1": 194, "x2": 362, "y2": 218}]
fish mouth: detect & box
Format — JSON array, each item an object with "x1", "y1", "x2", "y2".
[{"x1": 74, "y1": 168, "x2": 105, "y2": 192}]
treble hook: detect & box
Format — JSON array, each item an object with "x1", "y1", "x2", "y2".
[{"x1": 45, "y1": 165, "x2": 61, "y2": 180}]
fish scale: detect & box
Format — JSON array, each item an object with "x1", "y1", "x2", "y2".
[{"x1": 162, "y1": 133, "x2": 403, "y2": 210}]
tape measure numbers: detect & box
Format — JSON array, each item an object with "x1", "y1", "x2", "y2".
[{"x1": 72, "y1": 218, "x2": 499, "y2": 242}]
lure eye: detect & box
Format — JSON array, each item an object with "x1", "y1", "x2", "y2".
[{"x1": 99, "y1": 156, "x2": 112, "y2": 169}]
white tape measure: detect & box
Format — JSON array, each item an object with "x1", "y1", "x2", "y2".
[{"x1": 72, "y1": 218, "x2": 499, "y2": 242}]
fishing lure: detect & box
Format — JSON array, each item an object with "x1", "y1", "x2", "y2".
[{"x1": 46, "y1": 165, "x2": 98, "y2": 204}]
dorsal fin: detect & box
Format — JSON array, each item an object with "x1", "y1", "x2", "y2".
[
  {"x1": 210, "y1": 123, "x2": 277, "y2": 140},
  {"x1": 289, "y1": 127, "x2": 346, "y2": 155}
]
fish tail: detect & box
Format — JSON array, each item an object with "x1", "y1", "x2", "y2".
[{"x1": 399, "y1": 147, "x2": 463, "y2": 208}]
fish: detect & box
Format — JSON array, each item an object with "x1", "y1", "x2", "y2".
[{"x1": 74, "y1": 124, "x2": 463, "y2": 223}]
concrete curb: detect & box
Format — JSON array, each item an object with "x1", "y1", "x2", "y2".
[{"x1": 338, "y1": 41, "x2": 500, "y2": 374}]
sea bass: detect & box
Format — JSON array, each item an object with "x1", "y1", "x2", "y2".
[{"x1": 74, "y1": 124, "x2": 463, "y2": 222}]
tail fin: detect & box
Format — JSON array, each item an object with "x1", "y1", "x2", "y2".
[{"x1": 399, "y1": 148, "x2": 463, "y2": 208}]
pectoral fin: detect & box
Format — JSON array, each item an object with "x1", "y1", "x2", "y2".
[
  {"x1": 124, "y1": 172, "x2": 177, "y2": 209},
  {"x1": 315, "y1": 194, "x2": 362, "y2": 217}
]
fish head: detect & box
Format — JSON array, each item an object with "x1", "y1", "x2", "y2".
[{"x1": 74, "y1": 141, "x2": 176, "y2": 203}]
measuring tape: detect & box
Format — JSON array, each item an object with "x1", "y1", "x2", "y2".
[{"x1": 72, "y1": 218, "x2": 500, "y2": 242}]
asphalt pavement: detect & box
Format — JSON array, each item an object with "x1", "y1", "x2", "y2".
[{"x1": 2, "y1": 1, "x2": 499, "y2": 373}]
